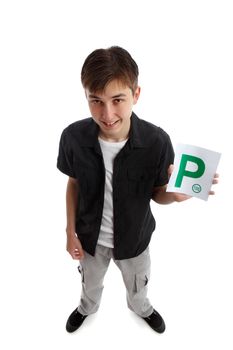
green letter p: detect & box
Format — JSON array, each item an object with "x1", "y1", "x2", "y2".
[{"x1": 175, "y1": 154, "x2": 206, "y2": 188}]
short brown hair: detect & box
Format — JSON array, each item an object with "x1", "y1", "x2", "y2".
[{"x1": 81, "y1": 46, "x2": 139, "y2": 93}]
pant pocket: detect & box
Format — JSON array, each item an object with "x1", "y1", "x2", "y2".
[
  {"x1": 78, "y1": 265, "x2": 85, "y2": 284},
  {"x1": 135, "y1": 273, "x2": 149, "y2": 293}
]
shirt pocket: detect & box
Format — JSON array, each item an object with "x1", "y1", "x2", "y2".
[{"x1": 127, "y1": 167, "x2": 155, "y2": 196}]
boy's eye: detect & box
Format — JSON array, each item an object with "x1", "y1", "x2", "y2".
[
  {"x1": 91, "y1": 100, "x2": 102, "y2": 105},
  {"x1": 113, "y1": 99, "x2": 123, "y2": 104}
]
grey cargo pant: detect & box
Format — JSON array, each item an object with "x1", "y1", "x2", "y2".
[{"x1": 77, "y1": 245, "x2": 153, "y2": 318}]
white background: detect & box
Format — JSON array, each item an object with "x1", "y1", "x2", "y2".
[{"x1": 0, "y1": 0, "x2": 232, "y2": 349}]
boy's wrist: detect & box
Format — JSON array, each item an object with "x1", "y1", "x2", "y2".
[{"x1": 66, "y1": 227, "x2": 77, "y2": 237}]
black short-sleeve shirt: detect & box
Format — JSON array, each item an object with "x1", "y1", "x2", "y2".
[{"x1": 57, "y1": 112, "x2": 174, "y2": 260}]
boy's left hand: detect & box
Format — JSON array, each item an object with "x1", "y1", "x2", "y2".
[{"x1": 209, "y1": 173, "x2": 219, "y2": 195}]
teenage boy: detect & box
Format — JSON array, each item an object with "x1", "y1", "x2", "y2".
[{"x1": 57, "y1": 46, "x2": 218, "y2": 333}]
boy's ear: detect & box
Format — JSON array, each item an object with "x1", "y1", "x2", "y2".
[{"x1": 133, "y1": 86, "x2": 141, "y2": 104}]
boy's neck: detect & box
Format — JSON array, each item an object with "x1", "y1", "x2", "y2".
[{"x1": 98, "y1": 133, "x2": 128, "y2": 142}]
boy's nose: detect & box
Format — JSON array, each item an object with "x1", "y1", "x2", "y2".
[{"x1": 101, "y1": 104, "x2": 115, "y2": 121}]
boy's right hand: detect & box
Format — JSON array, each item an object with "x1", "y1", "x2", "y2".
[{"x1": 66, "y1": 233, "x2": 84, "y2": 260}]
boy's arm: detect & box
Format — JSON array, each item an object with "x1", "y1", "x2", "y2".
[
  {"x1": 152, "y1": 185, "x2": 191, "y2": 204},
  {"x1": 66, "y1": 177, "x2": 84, "y2": 260}
]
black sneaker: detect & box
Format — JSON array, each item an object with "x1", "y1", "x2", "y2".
[
  {"x1": 143, "y1": 309, "x2": 166, "y2": 333},
  {"x1": 66, "y1": 308, "x2": 88, "y2": 333}
]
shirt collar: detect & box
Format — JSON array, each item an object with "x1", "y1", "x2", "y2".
[{"x1": 128, "y1": 112, "x2": 148, "y2": 148}]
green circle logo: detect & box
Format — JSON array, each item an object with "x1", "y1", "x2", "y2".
[{"x1": 192, "y1": 184, "x2": 202, "y2": 193}]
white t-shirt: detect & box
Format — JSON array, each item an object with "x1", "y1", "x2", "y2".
[{"x1": 97, "y1": 138, "x2": 128, "y2": 248}]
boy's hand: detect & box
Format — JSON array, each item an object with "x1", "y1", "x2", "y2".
[
  {"x1": 66, "y1": 233, "x2": 84, "y2": 260},
  {"x1": 209, "y1": 173, "x2": 219, "y2": 195}
]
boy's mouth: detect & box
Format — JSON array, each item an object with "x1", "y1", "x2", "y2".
[{"x1": 102, "y1": 120, "x2": 119, "y2": 128}]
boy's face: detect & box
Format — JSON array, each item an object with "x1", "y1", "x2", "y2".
[{"x1": 85, "y1": 79, "x2": 140, "y2": 142}]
